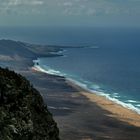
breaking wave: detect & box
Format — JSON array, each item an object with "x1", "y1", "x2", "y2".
[{"x1": 32, "y1": 59, "x2": 140, "y2": 115}]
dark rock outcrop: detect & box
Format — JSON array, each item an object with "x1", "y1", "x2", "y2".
[{"x1": 0, "y1": 67, "x2": 59, "y2": 140}]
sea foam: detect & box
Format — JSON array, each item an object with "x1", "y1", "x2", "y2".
[{"x1": 32, "y1": 59, "x2": 140, "y2": 115}]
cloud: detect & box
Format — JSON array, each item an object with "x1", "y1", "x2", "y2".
[
  {"x1": 8, "y1": 0, "x2": 44, "y2": 6},
  {"x1": 63, "y1": 2, "x2": 73, "y2": 7},
  {"x1": 0, "y1": 0, "x2": 140, "y2": 16},
  {"x1": 56, "y1": 0, "x2": 140, "y2": 16},
  {"x1": 0, "y1": 0, "x2": 45, "y2": 15}
]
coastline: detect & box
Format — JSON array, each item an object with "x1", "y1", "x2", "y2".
[
  {"x1": 32, "y1": 59, "x2": 140, "y2": 115},
  {"x1": 32, "y1": 61, "x2": 140, "y2": 127},
  {"x1": 1, "y1": 39, "x2": 140, "y2": 139},
  {"x1": 67, "y1": 80, "x2": 140, "y2": 127}
]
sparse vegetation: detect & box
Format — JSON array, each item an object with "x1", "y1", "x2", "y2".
[{"x1": 0, "y1": 67, "x2": 59, "y2": 140}]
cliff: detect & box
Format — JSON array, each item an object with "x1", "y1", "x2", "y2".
[{"x1": 0, "y1": 67, "x2": 59, "y2": 140}]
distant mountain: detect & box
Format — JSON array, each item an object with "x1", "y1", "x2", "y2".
[
  {"x1": 0, "y1": 39, "x2": 63, "y2": 59},
  {"x1": 0, "y1": 40, "x2": 35, "y2": 58}
]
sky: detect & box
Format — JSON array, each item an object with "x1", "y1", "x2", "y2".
[{"x1": 0, "y1": 0, "x2": 140, "y2": 27}]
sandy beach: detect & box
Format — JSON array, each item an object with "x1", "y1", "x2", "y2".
[
  {"x1": 29, "y1": 65, "x2": 140, "y2": 140},
  {"x1": 67, "y1": 80, "x2": 140, "y2": 127},
  {"x1": 33, "y1": 65, "x2": 140, "y2": 127}
]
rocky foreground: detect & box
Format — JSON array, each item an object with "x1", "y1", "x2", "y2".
[{"x1": 0, "y1": 67, "x2": 59, "y2": 140}]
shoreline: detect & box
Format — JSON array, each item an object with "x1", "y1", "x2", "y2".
[
  {"x1": 31, "y1": 62, "x2": 140, "y2": 127},
  {"x1": 1, "y1": 39, "x2": 140, "y2": 139},
  {"x1": 32, "y1": 60, "x2": 140, "y2": 114},
  {"x1": 66, "y1": 80, "x2": 140, "y2": 127}
]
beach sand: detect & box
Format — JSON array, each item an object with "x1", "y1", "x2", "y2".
[
  {"x1": 67, "y1": 80, "x2": 140, "y2": 127},
  {"x1": 27, "y1": 66, "x2": 140, "y2": 140},
  {"x1": 32, "y1": 65, "x2": 140, "y2": 127}
]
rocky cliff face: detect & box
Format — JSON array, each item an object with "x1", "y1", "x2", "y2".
[{"x1": 0, "y1": 67, "x2": 59, "y2": 140}]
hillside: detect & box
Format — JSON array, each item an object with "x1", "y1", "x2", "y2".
[
  {"x1": 0, "y1": 39, "x2": 63, "y2": 59},
  {"x1": 0, "y1": 67, "x2": 59, "y2": 140}
]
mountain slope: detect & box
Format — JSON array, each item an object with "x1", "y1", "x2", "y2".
[
  {"x1": 0, "y1": 39, "x2": 63, "y2": 59},
  {"x1": 0, "y1": 67, "x2": 59, "y2": 140}
]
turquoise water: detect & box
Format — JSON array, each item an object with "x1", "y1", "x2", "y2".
[
  {"x1": 37, "y1": 44, "x2": 140, "y2": 113},
  {"x1": 36, "y1": 28, "x2": 140, "y2": 114}
]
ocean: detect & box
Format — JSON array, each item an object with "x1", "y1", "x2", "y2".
[{"x1": 0, "y1": 26, "x2": 140, "y2": 114}]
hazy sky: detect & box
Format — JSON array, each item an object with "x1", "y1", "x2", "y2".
[{"x1": 0, "y1": 0, "x2": 140, "y2": 27}]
